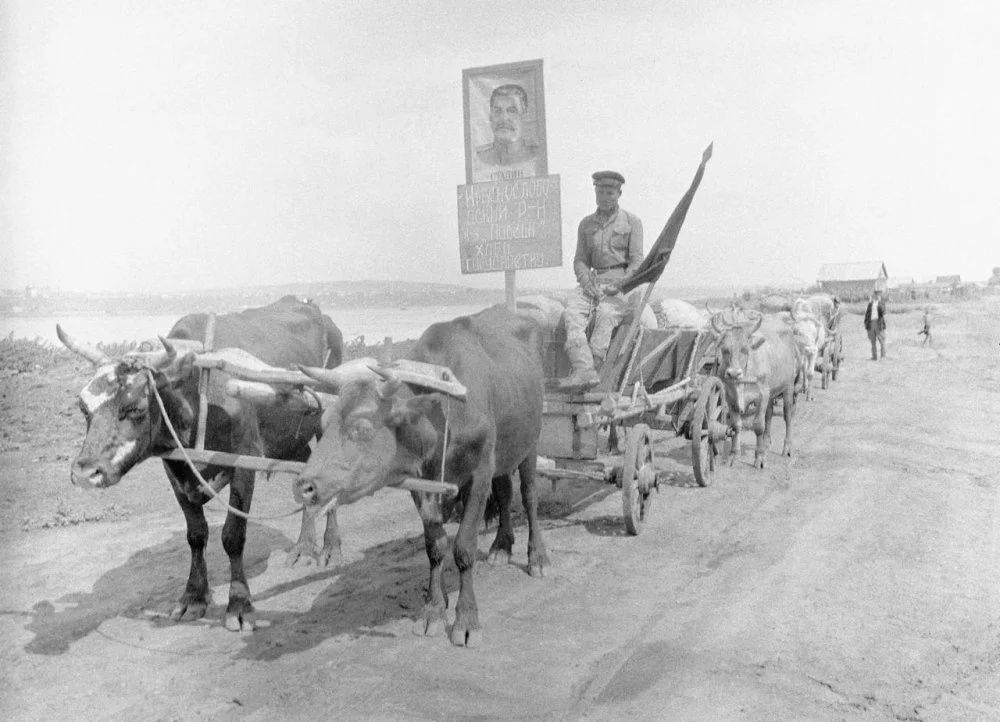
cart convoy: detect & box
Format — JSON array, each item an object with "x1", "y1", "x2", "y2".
[{"x1": 56, "y1": 289, "x2": 845, "y2": 647}]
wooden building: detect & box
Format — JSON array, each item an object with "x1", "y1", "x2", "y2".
[{"x1": 816, "y1": 262, "x2": 889, "y2": 301}]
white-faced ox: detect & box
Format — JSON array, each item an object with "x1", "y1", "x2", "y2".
[
  {"x1": 789, "y1": 300, "x2": 828, "y2": 401},
  {"x1": 293, "y1": 305, "x2": 547, "y2": 648},
  {"x1": 710, "y1": 311, "x2": 801, "y2": 469},
  {"x1": 58, "y1": 296, "x2": 343, "y2": 632}
]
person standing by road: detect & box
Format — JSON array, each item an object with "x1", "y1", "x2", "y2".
[
  {"x1": 864, "y1": 289, "x2": 887, "y2": 360},
  {"x1": 559, "y1": 170, "x2": 644, "y2": 390}
]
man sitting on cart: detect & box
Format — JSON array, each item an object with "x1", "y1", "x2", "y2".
[{"x1": 559, "y1": 170, "x2": 644, "y2": 390}]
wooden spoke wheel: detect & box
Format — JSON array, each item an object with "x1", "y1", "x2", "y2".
[
  {"x1": 621, "y1": 423, "x2": 657, "y2": 535},
  {"x1": 691, "y1": 377, "x2": 729, "y2": 488}
]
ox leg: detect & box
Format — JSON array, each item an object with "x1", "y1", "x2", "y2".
[
  {"x1": 450, "y1": 467, "x2": 493, "y2": 648},
  {"x1": 413, "y1": 492, "x2": 450, "y2": 638},
  {"x1": 518, "y1": 451, "x2": 549, "y2": 577},
  {"x1": 163, "y1": 461, "x2": 214, "y2": 622},
  {"x1": 286, "y1": 506, "x2": 343, "y2": 568},
  {"x1": 487, "y1": 474, "x2": 514, "y2": 566},
  {"x1": 728, "y1": 412, "x2": 743, "y2": 464},
  {"x1": 170, "y1": 491, "x2": 212, "y2": 622},
  {"x1": 221, "y1": 468, "x2": 256, "y2": 631},
  {"x1": 754, "y1": 403, "x2": 771, "y2": 470},
  {"x1": 780, "y1": 390, "x2": 794, "y2": 457}
]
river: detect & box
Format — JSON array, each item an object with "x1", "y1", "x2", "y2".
[{"x1": 0, "y1": 304, "x2": 492, "y2": 345}]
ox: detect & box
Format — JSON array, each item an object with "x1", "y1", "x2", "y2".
[
  {"x1": 293, "y1": 305, "x2": 547, "y2": 648},
  {"x1": 790, "y1": 300, "x2": 827, "y2": 401},
  {"x1": 711, "y1": 311, "x2": 801, "y2": 469},
  {"x1": 58, "y1": 295, "x2": 343, "y2": 631}
]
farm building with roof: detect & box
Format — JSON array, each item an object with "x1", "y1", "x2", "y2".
[{"x1": 816, "y1": 262, "x2": 888, "y2": 301}]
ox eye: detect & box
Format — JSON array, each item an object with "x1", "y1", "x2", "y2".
[{"x1": 119, "y1": 405, "x2": 147, "y2": 421}]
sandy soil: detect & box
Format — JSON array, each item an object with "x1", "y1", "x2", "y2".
[{"x1": 2, "y1": 298, "x2": 999, "y2": 721}]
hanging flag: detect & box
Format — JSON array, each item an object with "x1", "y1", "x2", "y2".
[{"x1": 619, "y1": 143, "x2": 713, "y2": 295}]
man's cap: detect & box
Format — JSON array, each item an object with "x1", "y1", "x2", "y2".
[{"x1": 592, "y1": 170, "x2": 625, "y2": 187}]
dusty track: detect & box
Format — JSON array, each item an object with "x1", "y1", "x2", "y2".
[{"x1": 2, "y1": 298, "x2": 999, "y2": 720}]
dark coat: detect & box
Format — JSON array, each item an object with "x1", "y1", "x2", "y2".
[{"x1": 864, "y1": 300, "x2": 886, "y2": 332}]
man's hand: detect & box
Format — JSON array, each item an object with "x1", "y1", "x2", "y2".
[
  {"x1": 600, "y1": 281, "x2": 621, "y2": 296},
  {"x1": 582, "y1": 278, "x2": 602, "y2": 300}
]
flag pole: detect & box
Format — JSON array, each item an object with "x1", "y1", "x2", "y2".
[{"x1": 599, "y1": 143, "x2": 713, "y2": 390}]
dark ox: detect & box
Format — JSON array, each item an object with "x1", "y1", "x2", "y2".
[
  {"x1": 294, "y1": 305, "x2": 547, "y2": 648},
  {"x1": 58, "y1": 296, "x2": 343, "y2": 631},
  {"x1": 711, "y1": 311, "x2": 801, "y2": 469}
]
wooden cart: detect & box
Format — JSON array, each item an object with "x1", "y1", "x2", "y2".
[{"x1": 534, "y1": 322, "x2": 730, "y2": 535}]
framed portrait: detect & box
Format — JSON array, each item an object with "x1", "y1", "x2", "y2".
[{"x1": 463, "y1": 59, "x2": 548, "y2": 184}]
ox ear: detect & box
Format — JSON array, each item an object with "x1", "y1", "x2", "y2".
[{"x1": 750, "y1": 335, "x2": 767, "y2": 350}]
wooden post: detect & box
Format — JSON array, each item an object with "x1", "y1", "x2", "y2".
[
  {"x1": 194, "y1": 312, "x2": 216, "y2": 451},
  {"x1": 505, "y1": 270, "x2": 517, "y2": 312},
  {"x1": 382, "y1": 336, "x2": 393, "y2": 364}
]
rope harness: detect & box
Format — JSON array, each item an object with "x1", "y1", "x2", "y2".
[{"x1": 146, "y1": 370, "x2": 303, "y2": 522}]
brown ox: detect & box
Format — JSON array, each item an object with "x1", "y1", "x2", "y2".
[
  {"x1": 711, "y1": 311, "x2": 801, "y2": 468},
  {"x1": 58, "y1": 296, "x2": 343, "y2": 631},
  {"x1": 293, "y1": 305, "x2": 547, "y2": 648}
]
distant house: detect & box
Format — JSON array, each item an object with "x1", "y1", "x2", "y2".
[
  {"x1": 935, "y1": 275, "x2": 961, "y2": 286},
  {"x1": 887, "y1": 276, "x2": 914, "y2": 289},
  {"x1": 816, "y1": 262, "x2": 889, "y2": 301}
]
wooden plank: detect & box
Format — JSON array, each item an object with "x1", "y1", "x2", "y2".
[
  {"x1": 155, "y1": 451, "x2": 457, "y2": 496},
  {"x1": 193, "y1": 358, "x2": 319, "y2": 387},
  {"x1": 194, "y1": 313, "x2": 216, "y2": 451},
  {"x1": 157, "y1": 449, "x2": 306, "y2": 474}
]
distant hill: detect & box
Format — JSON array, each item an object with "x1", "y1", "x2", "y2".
[{"x1": 2, "y1": 279, "x2": 814, "y2": 317}]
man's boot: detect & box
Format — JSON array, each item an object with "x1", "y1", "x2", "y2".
[{"x1": 558, "y1": 340, "x2": 599, "y2": 391}]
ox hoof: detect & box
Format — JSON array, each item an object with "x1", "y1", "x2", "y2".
[
  {"x1": 754, "y1": 457, "x2": 766, "y2": 470},
  {"x1": 527, "y1": 549, "x2": 548, "y2": 577},
  {"x1": 450, "y1": 621, "x2": 482, "y2": 648},
  {"x1": 487, "y1": 549, "x2": 512, "y2": 567},
  {"x1": 317, "y1": 545, "x2": 343, "y2": 568},
  {"x1": 285, "y1": 543, "x2": 317, "y2": 568},
  {"x1": 415, "y1": 604, "x2": 447, "y2": 637},
  {"x1": 782, "y1": 446, "x2": 793, "y2": 458},
  {"x1": 225, "y1": 601, "x2": 257, "y2": 632},
  {"x1": 169, "y1": 598, "x2": 208, "y2": 623}
]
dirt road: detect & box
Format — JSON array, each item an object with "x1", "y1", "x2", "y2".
[{"x1": 2, "y1": 299, "x2": 999, "y2": 720}]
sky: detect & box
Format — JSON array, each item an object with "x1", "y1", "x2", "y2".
[{"x1": 1, "y1": 0, "x2": 998, "y2": 294}]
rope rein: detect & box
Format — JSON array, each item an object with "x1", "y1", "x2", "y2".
[{"x1": 147, "y1": 372, "x2": 303, "y2": 522}]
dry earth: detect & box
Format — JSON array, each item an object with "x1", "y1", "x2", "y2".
[{"x1": 2, "y1": 298, "x2": 999, "y2": 721}]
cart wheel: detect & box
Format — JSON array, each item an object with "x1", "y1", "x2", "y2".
[
  {"x1": 691, "y1": 377, "x2": 728, "y2": 487},
  {"x1": 622, "y1": 424, "x2": 656, "y2": 536}
]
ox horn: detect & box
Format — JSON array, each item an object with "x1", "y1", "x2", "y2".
[
  {"x1": 56, "y1": 324, "x2": 111, "y2": 366},
  {"x1": 297, "y1": 357, "x2": 381, "y2": 392},
  {"x1": 748, "y1": 314, "x2": 763, "y2": 335},
  {"x1": 710, "y1": 312, "x2": 726, "y2": 335}
]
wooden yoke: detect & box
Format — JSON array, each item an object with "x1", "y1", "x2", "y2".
[{"x1": 194, "y1": 313, "x2": 216, "y2": 451}]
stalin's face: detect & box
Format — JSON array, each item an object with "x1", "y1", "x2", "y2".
[{"x1": 490, "y1": 94, "x2": 525, "y2": 143}]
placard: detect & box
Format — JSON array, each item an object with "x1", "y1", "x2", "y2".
[{"x1": 457, "y1": 175, "x2": 561, "y2": 274}]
